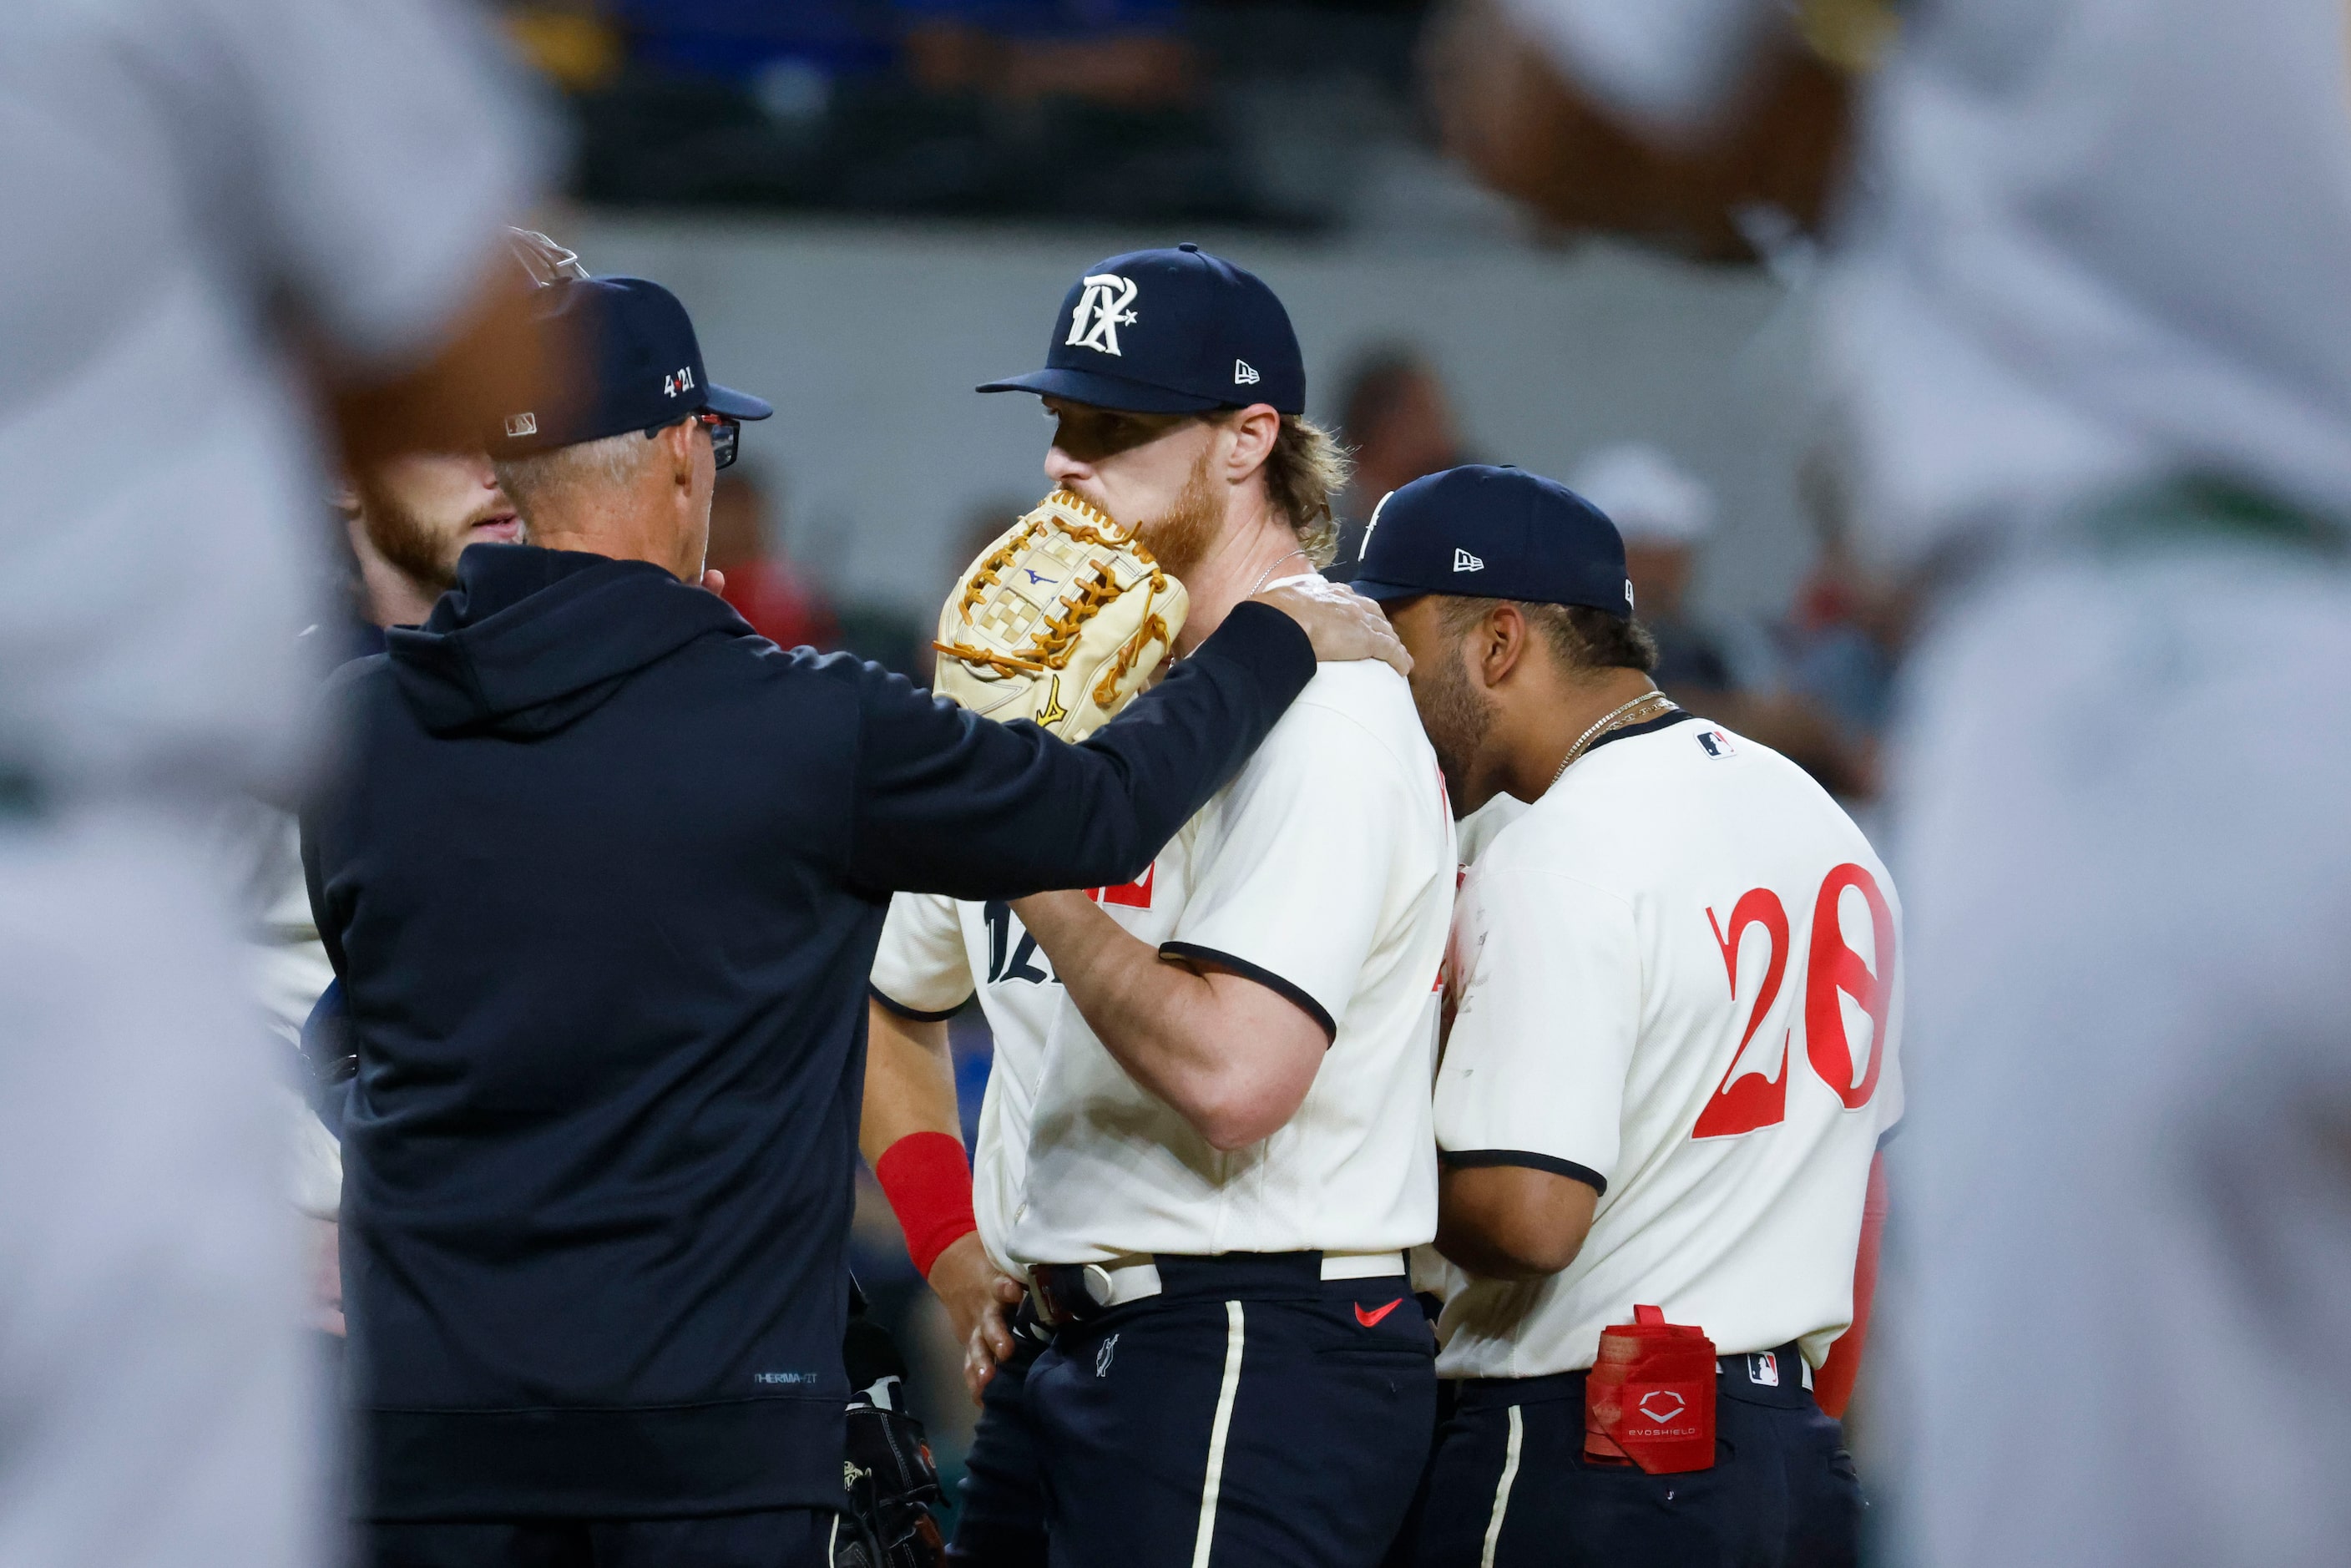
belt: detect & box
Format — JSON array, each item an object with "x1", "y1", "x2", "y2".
[
  {"x1": 1026, "y1": 1250, "x2": 1406, "y2": 1328},
  {"x1": 1454, "y1": 1340, "x2": 1815, "y2": 1412}
]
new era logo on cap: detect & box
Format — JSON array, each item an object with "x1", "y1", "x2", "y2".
[
  {"x1": 1347, "y1": 466, "x2": 1635, "y2": 620},
  {"x1": 1234, "y1": 359, "x2": 1259, "y2": 385}
]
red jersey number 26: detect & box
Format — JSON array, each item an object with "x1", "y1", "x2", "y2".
[{"x1": 1691, "y1": 862, "x2": 1895, "y2": 1139}]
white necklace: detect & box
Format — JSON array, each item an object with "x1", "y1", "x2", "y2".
[
  {"x1": 1166, "y1": 550, "x2": 1312, "y2": 668},
  {"x1": 1246, "y1": 549, "x2": 1311, "y2": 597},
  {"x1": 1547, "y1": 690, "x2": 1676, "y2": 793}
]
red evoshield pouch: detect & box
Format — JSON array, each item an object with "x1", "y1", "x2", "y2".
[{"x1": 1583, "y1": 1304, "x2": 1717, "y2": 1474}]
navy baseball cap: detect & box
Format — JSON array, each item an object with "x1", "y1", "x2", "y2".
[
  {"x1": 496, "y1": 276, "x2": 771, "y2": 454},
  {"x1": 978, "y1": 244, "x2": 1305, "y2": 415},
  {"x1": 1350, "y1": 465, "x2": 1637, "y2": 619}
]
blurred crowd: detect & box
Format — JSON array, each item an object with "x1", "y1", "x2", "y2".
[{"x1": 498, "y1": 0, "x2": 1424, "y2": 221}]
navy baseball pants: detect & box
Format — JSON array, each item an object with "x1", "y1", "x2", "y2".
[
  {"x1": 948, "y1": 1305, "x2": 1051, "y2": 1566},
  {"x1": 1024, "y1": 1253, "x2": 1436, "y2": 1568},
  {"x1": 367, "y1": 1507, "x2": 837, "y2": 1567},
  {"x1": 1401, "y1": 1348, "x2": 1862, "y2": 1567}
]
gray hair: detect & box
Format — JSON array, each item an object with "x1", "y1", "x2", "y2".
[{"x1": 493, "y1": 430, "x2": 650, "y2": 516}]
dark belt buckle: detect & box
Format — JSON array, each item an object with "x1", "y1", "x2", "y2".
[
  {"x1": 1027, "y1": 1263, "x2": 1120, "y2": 1329},
  {"x1": 1027, "y1": 1266, "x2": 1083, "y2": 1329}
]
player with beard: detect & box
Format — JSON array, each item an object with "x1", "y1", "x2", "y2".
[
  {"x1": 338, "y1": 453, "x2": 524, "y2": 632},
  {"x1": 1353, "y1": 466, "x2": 1897, "y2": 1567},
  {"x1": 867, "y1": 245, "x2": 1454, "y2": 1567},
  {"x1": 334, "y1": 229, "x2": 584, "y2": 637}
]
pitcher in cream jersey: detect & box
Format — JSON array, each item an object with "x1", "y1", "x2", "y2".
[{"x1": 959, "y1": 245, "x2": 1456, "y2": 1568}]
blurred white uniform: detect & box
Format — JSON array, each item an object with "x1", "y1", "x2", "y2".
[
  {"x1": 0, "y1": 3, "x2": 533, "y2": 1563},
  {"x1": 1505, "y1": 1, "x2": 2351, "y2": 1564}
]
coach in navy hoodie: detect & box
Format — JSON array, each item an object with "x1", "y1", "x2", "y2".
[{"x1": 301, "y1": 277, "x2": 1401, "y2": 1563}]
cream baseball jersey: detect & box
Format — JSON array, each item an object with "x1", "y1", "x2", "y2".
[
  {"x1": 1009, "y1": 657, "x2": 1456, "y2": 1265},
  {"x1": 1434, "y1": 712, "x2": 1902, "y2": 1378},
  {"x1": 869, "y1": 889, "x2": 1089, "y2": 1277}
]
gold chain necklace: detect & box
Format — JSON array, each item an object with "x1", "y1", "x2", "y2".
[{"x1": 1546, "y1": 690, "x2": 1677, "y2": 794}]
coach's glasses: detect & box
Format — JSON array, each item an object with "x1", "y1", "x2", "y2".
[{"x1": 645, "y1": 409, "x2": 741, "y2": 472}]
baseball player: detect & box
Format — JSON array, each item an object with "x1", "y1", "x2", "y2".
[
  {"x1": 863, "y1": 886, "x2": 1059, "y2": 1565},
  {"x1": 1352, "y1": 467, "x2": 1900, "y2": 1566},
  {"x1": 916, "y1": 244, "x2": 1457, "y2": 1568}
]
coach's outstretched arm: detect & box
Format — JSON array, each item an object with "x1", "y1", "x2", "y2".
[{"x1": 844, "y1": 582, "x2": 1404, "y2": 899}]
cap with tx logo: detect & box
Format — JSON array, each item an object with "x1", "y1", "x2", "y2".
[
  {"x1": 977, "y1": 244, "x2": 1305, "y2": 415},
  {"x1": 1347, "y1": 464, "x2": 1636, "y2": 620},
  {"x1": 496, "y1": 276, "x2": 771, "y2": 453}
]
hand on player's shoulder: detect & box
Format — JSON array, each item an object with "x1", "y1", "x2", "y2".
[{"x1": 1251, "y1": 577, "x2": 1411, "y2": 678}]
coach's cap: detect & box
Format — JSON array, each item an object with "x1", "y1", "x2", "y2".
[
  {"x1": 978, "y1": 244, "x2": 1305, "y2": 415},
  {"x1": 496, "y1": 276, "x2": 771, "y2": 455},
  {"x1": 1349, "y1": 464, "x2": 1636, "y2": 620}
]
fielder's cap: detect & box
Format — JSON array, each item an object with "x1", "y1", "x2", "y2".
[
  {"x1": 1350, "y1": 464, "x2": 1636, "y2": 620},
  {"x1": 496, "y1": 276, "x2": 771, "y2": 454},
  {"x1": 978, "y1": 244, "x2": 1305, "y2": 415},
  {"x1": 1566, "y1": 442, "x2": 1716, "y2": 545}
]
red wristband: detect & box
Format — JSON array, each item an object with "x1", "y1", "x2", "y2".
[{"x1": 874, "y1": 1131, "x2": 978, "y2": 1279}]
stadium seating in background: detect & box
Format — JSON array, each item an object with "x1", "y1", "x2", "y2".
[{"x1": 503, "y1": 0, "x2": 1427, "y2": 226}]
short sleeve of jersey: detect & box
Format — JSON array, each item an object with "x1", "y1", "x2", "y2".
[
  {"x1": 190, "y1": 0, "x2": 546, "y2": 362},
  {"x1": 1161, "y1": 701, "x2": 1418, "y2": 1038},
  {"x1": 1434, "y1": 863, "x2": 1640, "y2": 1193},
  {"x1": 870, "y1": 892, "x2": 973, "y2": 1021}
]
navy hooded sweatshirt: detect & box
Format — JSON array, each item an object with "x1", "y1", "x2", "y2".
[{"x1": 301, "y1": 544, "x2": 1317, "y2": 1521}]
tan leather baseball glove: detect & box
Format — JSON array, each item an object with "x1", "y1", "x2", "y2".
[{"x1": 932, "y1": 489, "x2": 1188, "y2": 741}]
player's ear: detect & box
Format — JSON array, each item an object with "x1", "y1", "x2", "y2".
[
  {"x1": 1220, "y1": 403, "x2": 1281, "y2": 483},
  {"x1": 1479, "y1": 602, "x2": 1531, "y2": 689},
  {"x1": 661, "y1": 418, "x2": 698, "y2": 489}
]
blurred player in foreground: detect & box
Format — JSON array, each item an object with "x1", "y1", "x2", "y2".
[
  {"x1": 1433, "y1": 1, "x2": 2351, "y2": 1562},
  {"x1": 1358, "y1": 466, "x2": 1898, "y2": 1566},
  {"x1": 0, "y1": 2, "x2": 547, "y2": 1562},
  {"x1": 921, "y1": 245, "x2": 1454, "y2": 1566}
]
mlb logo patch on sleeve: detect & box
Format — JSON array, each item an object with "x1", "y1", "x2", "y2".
[{"x1": 1695, "y1": 729, "x2": 1736, "y2": 758}]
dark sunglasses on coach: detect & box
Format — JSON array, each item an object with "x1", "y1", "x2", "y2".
[{"x1": 645, "y1": 409, "x2": 740, "y2": 471}]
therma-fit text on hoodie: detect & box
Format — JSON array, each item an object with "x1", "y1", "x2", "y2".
[
  {"x1": 1435, "y1": 713, "x2": 1903, "y2": 1377},
  {"x1": 999, "y1": 656, "x2": 1457, "y2": 1266}
]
